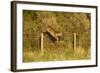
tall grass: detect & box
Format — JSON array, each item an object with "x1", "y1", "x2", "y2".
[{"x1": 23, "y1": 47, "x2": 90, "y2": 62}]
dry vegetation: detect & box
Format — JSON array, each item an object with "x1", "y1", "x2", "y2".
[{"x1": 23, "y1": 10, "x2": 91, "y2": 62}]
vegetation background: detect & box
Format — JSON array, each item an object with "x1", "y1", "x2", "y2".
[{"x1": 23, "y1": 10, "x2": 91, "y2": 62}]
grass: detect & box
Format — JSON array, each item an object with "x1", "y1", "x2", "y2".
[{"x1": 23, "y1": 47, "x2": 90, "y2": 62}]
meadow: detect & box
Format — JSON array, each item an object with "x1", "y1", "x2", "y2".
[{"x1": 23, "y1": 47, "x2": 90, "y2": 62}]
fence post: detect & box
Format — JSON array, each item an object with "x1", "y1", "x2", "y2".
[
  {"x1": 41, "y1": 32, "x2": 44, "y2": 54},
  {"x1": 73, "y1": 32, "x2": 77, "y2": 50}
]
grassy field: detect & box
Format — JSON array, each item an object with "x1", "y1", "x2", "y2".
[{"x1": 23, "y1": 47, "x2": 90, "y2": 62}]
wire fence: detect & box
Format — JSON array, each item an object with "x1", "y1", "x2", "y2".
[{"x1": 23, "y1": 31, "x2": 90, "y2": 51}]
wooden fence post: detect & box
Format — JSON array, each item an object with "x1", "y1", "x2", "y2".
[
  {"x1": 41, "y1": 32, "x2": 44, "y2": 54},
  {"x1": 73, "y1": 32, "x2": 77, "y2": 50}
]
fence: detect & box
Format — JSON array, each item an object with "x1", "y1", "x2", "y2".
[{"x1": 23, "y1": 31, "x2": 90, "y2": 51}]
